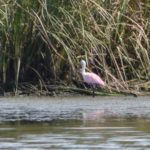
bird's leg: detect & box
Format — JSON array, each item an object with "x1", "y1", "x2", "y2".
[
  {"x1": 92, "y1": 85, "x2": 95, "y2": 98},
  {"x1": 92, "y1": 89, "x2": 95, "y2": 98}
]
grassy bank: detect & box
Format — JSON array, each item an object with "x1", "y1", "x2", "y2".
[{"x1": 0, "y1": 0, "x2": 150, "y2": 96}]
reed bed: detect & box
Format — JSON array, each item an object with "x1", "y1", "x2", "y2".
[{"x1": 0, "y1": 0, "x2": 150, "y2": 95}]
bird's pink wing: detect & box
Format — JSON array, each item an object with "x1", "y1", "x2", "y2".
[{"x1": 83, "y1": 73, "x2": 105, "y2": 86}]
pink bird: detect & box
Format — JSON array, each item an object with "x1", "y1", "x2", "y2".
[{"x1": 80, "y1": 60, "x2": 105, "y2": 97}]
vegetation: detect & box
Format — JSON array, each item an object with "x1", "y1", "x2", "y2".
[{"x1": 0, "y1": 0, "x2": 150, "y2": 96}]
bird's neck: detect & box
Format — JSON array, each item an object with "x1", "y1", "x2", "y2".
[{"x1": 81, "y1": 66, "x2": 86, "y2": 75}]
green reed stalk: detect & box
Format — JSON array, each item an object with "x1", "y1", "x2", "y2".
[{"x1": 0, "y1": 0, "x2": 150, "y2": 94}]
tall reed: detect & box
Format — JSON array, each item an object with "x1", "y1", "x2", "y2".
[{"x1": 0, "y1": 0, "x2": 150, "y2": 94}]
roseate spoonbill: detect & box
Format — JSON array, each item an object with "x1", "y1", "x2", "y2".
[{"x1": 80, "y1": 60, "x2": 105, "y2": 97}]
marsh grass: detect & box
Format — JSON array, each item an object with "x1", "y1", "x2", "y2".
[{"x1": 0, "y1": 0, "x2": 150, "y2": 95}]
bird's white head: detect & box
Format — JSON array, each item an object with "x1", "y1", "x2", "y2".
[
  {"x1": 80, "y1": 60, "x2": 86, "y2": 74},
  {"x1": 80, "y1": 60, "x2": 86, "y2": 68}
]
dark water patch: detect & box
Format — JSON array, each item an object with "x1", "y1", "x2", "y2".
[{"x1": 0, "y1": 119, "x2": 150, "y2": 150}]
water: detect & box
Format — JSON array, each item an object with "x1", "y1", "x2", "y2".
[{"x1": 0, "y1": 96, "x2": 150, "y2": 149}]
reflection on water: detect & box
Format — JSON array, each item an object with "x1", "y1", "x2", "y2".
[
  {"x1": 0, "y1": 96, "x2": 150, "y2": 149},
  {"x1": 0, "y1": 119, "x2": 150, "y2": 150}
]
